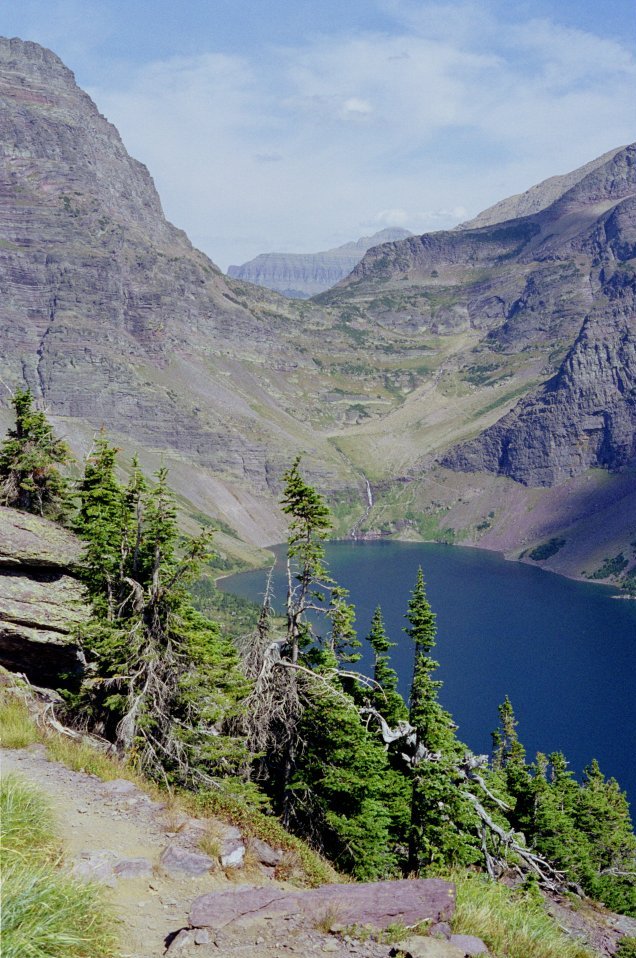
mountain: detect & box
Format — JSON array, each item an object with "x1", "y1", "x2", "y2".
[
  {"x1": 0, "y1": 37, "x2": 358, "y2": 553},
  {"x1": 457, "y1": 147, "x2": 625, "y2": 230},
  {"x1": 0, "y1": 36, "x2": 634, "y2": 587},
  {"x1": 226, "y1": 228, "x2": 413, "y2": 298},
  {"x1": 318, "y1": 143, "x2": 636, "y2": 581}
]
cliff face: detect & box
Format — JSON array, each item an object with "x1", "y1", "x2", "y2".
[
  {"x1": 457, "y1": 147, "x2": 624, "y2": 230},
  {"x1": 441, "y1": 283, "x2": 636, "y2": 485},
  {"x1": 227, "y1": 228, "x2": 412, "y2": 298},
  {"x1": 0, "y1": 506, "x2": 87, "y2": 685},
  {"x1": 0, "y1": 36, "x2": 354, "y2": 537}
]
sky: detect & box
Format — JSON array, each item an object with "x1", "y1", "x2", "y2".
[{"x1": 2, "y1": 0, "x2": 635, "y2": 270}]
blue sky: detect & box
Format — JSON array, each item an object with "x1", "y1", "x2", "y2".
[{"x1": 2, "y1": 0, "x2": 635, "y2": 269}]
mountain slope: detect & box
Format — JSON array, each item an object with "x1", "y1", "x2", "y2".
[
  {"x1": 227, "y1": 228, "x2": 412, "y2": 298},
  {"x1": 457, "y1": 147, "x2": 625, "y2": 230}
]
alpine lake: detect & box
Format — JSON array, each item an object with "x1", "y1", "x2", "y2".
[{"x1": 220, "y1": 540, "x2": 636, "y2": 809}]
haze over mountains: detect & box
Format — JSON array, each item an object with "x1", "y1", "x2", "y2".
[
  {"x1": 227, "y1": 228, "x2": 412, "y2": 298},
  {"x1": 1, "y1": 36, "x2": 634, "y2": 585}
]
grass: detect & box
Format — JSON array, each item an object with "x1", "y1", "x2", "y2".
[
  {"x1": 0, "y1": 694, "x2": 39, "y2": 748},
  {"x1": 450, "y1": 872, "x2": 594, "y2": 958},
  {"x1": 0, "y1": 774, "x2": 118, "y2": 958}
]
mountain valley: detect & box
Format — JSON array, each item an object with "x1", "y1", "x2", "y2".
[{"x1": 0, "y1": 36, "x2": 634, "y2": 588}]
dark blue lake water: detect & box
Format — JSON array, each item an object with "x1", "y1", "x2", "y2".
[{"x1": 221, "y1": 541, "x2": 636, "y2": 808}]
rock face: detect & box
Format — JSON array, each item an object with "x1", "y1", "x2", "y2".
[
  {"x1": 441, "y1": 284, "x2": 636, "y2": 485},
  {"x1": 334, "y1": 142, "x2": 636, "y2": 489},
  {"x1": 457, "y1": 147, "x2": 624, "y2": 230},
  {"x1": 0, "y1": 505, "x2": 87, "y2": 684},
  {"x1": 227, "y1": 228, "x2": 413, "y2": 298}
]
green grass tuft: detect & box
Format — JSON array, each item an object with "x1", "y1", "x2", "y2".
[
  {"x1": 0, "y1": 773, "x2": 59, "y2": 862},
  {"x1": 1, "y1": 860, "x2": 117, "y2": 958},
  {"x1": 0, "y1": 695, "x2": 39, "y2": 748},
  {"x1": 451, "y1": 872, "x2": 594, "y2": 958},
  {"x1": 0, "y1": 773, "x2": 118, "y2": 958}
]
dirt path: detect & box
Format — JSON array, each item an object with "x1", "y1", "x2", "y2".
[{"x1": 1, "y1": 745, "x2": 395, "y2": 958}]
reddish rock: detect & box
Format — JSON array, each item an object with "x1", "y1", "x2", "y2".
[{"x1": 190, "y1": 878, "x2": 455, "y2": 931}]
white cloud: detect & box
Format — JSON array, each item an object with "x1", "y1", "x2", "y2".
[{"x1": 89, "y1": 5, "x2": 636, "y2": 269}]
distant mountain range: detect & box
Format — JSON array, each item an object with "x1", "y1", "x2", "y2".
[
  {"x1": 227, "y1": 228, "x2": 413, "y2": 298},
  {"x1": 0, "y1": 36, "x2": 634, "y2": 587}
]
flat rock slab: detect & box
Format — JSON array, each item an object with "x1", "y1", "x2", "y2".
[
  {"x1": 113, "y1": 856, "x2": 153, "y2": 879},
  {"x1": 190, "y1": 878, "x2": 456, "y2": 931},
  {"x1": 0, "y1": 506, "x2": 82, "y2": 570},
  {"x1": 161, "y1": 844, "x2": 216, "y2": 877}
]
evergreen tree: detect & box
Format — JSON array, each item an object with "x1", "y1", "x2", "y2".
[
  {"x1": 73, "y1": 435, "x2": 132, "y2": 617},
  {"x1": 244, "y1": 458, "x2": 400, "y2": 877},
  {"x1": 490, "y1": 695, "x2": 532, "y2": 823},
  {"x1": 280, "y1": 455, "x2": 332, "y2": 663},
  {"x1": 0, "y1": 388, "x2": 71, "y2": 519},
  {"x1": 577, "y1": 761, "x2": 636, "y2": 914},
  {"x1": 289, "y1": 647, "x2": 397, "y2": 879},
  {"x1": 366, "y1": 605, "x2": 408, "y2": 727},
  {"x1": 74, "y1": 446, "x2": 249, "y2": 790},
  {"x1": 405, "y1": 568, "x2": 479, "y2": 871}
]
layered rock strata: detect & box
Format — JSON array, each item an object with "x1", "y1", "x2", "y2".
[{"x1": 0, "y1": 506, "x2": 87, "y2": 685}]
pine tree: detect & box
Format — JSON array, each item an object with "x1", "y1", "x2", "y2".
[
  {"x1": 490, "y1": 695, "x2": 532, "y2": 822},
  {"x1": 74, "y1": 446, "x2": 249, "y2": 789},
  {"x1": 366, "y1": 605, "x2": 408, "y2": 727},
  {"x1": 73, "y1": 435, "x2": 132, "y2": 617},
  {"x1": 405, "y1": 568, "x2": 479, "y2": 871},
  {"x1": 575, "y1": 761, "x2": 636, "y2": 913},
  {"x1": 290, "y1": 649, "x2": 397, "y2": 879},
  {"x1": 0, "y1": 388, "x2": 71, "y2": 519},
  {"x1": 243, "y1": 458, "x2": 399, "y2": 877},
  {"x1": 280, "y1": 455, "x2": 332, "y2": 663}
]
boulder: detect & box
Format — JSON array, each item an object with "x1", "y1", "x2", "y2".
[
  {"x1": 390, "y1": 939, "x2": 465, "y2": 958},
  {"x1": 160, "y1": 844, "x2": 216, "y2": 877},
  {"x1": 449, "y1": 935, "x2": 489, "y2": 955},
  {"x1": 190, "y1": 878, "x2": 456, "y2": 931}
]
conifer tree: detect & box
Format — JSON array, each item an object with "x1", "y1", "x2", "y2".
[
  {"x1": 405, "y1": 568, "x2": 479, "y2": 871},
  {"x1": 366, "y1": 605, "x2": 408, "y2": 727},
  {"x1": 243, "y1": 458, "x2": 399, "y2": 877},
  {"x1": 0, "y1": 388, "x2": 71, "y2": 519},
  {"x1": 74, "y1": 445, "x2": 249, "y2": 789},
  {"x1": 490, "y1": 695, "x2": 532, "y2": 821}
]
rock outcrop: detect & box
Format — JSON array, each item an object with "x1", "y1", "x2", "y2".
[
  {"x1": 189, "y1": 878, "x2": 456, "y2": 931},
  {"x1": 0, "y1": 506, "x2": 87, "y2": 684},
  {"x1": 457, "y1": 146, "x2": 624, "y2": 230},
  {"x1": 227, "y1": 228, "x2": 412, "y2": 298}
]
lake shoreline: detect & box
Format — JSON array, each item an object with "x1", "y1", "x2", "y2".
[{"x1": 216, "y1": 533, "x2": 628, "y2": 599}]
